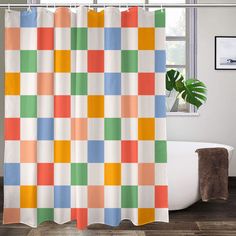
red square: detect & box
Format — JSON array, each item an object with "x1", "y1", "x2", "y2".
[
  {"x1": 121, "y1": 141, "x2": 138, "y2": 163},
  {"x1": 88, "y1": 50, "x2": 104, "y2": 72},
  {"x1": 37, "y1": 163, "x2": 54, "y2": 185},
  {"x1": 54, "y1": 96, "x2": 71, "y2": 117},
  {"x1": 155, "y1": 186, "x2": 168, "y2": 208},
  {"x1": 37, "y1": 28, "x2": 54, "y2": 50},
  {"x1": 5, "y1": 118, "x2": 20, "y2": 140},
  {"x1": 71, "y1": 208, "x2": 88, "y2": 230},
  {"x1": 138, "y1": 73, "x2": 155, "y2": 95},
  {"x1": 121, "y1": 7, "x2": 138, "y2": 27}
]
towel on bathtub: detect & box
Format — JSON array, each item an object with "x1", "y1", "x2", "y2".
[{"x1": 195, "y1": 147, "x2": 229, "y2": 202}]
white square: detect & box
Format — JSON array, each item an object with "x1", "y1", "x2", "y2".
[
  {"x1": 121, "y1": 28, "x2": 138, "y2": 50},
  {"x1": 122, "y1": 163, "x2": 138, "y2": 185},
  {"x1": 4, "y1": 141, "x2": 20, "y2": 163},
  {"x1": 71, "y1": 95, "x2": 87, "y2": 118},
  {"x1": 5, "y1": 11, "x2": 20, "y2": 28},
  {"x1": 105, "y1": 51, "x2": 121, "y2": 72},
  {"x1": 138, "y1": 8, "x2": 154, "y2": 27},
  {"x1": 55, "y1": 28, "x2": 71, "y2": 50},
  {"x1": 121, "y1": 73, "x2": 138, "y2": 95},
  {"x1": 71, "y1": 51, "x2": 87, "y2": 73},
  {"x1": 20, "y1": 118, "x2": 37, "y2": 140},
  {"x1": 105, "y1": 96, "x2": 121, "y2": 117},
  {"x1": 155, "y1": 208, "x2": 169, "y2": 222},
  {"x1": 104, "y1": 141, "x2": 121, "y2": 163},
  {"x1": 5, "y1": 96, "x2": 20, "y2": 118},
  {"x1": 155, "y1": 163, "x2": 168, "y2": 185},
  {"x1": 155, "y1": 28, "x2": 166, "y2": 50},
  {"x1": 4, "y1": 186, "x2": 20, "y2": 208},
  {"x1": 20, "y1": 73, "x2": 37, "y2": 95},
  {"x1": 54, "y1": 208, "x2": 71, "y2": 224},
  {"x1": 121, "y1": 208, "x2": 138, "y2": 225},
  {"x1": 37, "y1": 51, "x2": 54, "y2": 73},
  {"x1": 88, "y1": 118, "x2": 104, "y2": 140},
  {"x1": 71, "y1": 186, "x2": 87, "y2": 208},
  {"x1": 37, "y1": 96, "x2": 54, "y2": 118},
  {"x1": 20, "y1": 163, "x2": 37, "y2": 185},
  {"x1": 76, "y1": 7, "x2": 87, "y2": 27},
  {"x1": 138, "y1": 141, "x2": 155, "y2": 163},
  {"x1": 121, "y1": 118, "x2": 138, "y2": 140},
  {"x1": 21, "y1": 209, "x2": 37, "y2": 227},
  {"x1": 54, "y1": 73, "x2": 71, "y2": 95},
  {"x1": 20, "y1": 28, "x2": 37, "y2": 50},
  {"x1": 88, "y1": 28, "x2": 104, "y2": 50},
  {"x1": 54, "y1": 163, "x2": 71, "y2": 185},
  {"x1": 155, "y1": 118, "x2": 167, "y2": 140},
  {"x1": 155, "y1": 73, "x2": 166, "y2": 95},
  {"x1": 5, "y1": 51, "x2": 20, "y2": 72},
  {"x1": 138, "y1": 186, "x2": 154, "y2": 208},
  {"x1": 37, "y1": 186, "x2": 54, "y2": 208},
  {"x1": 138, "y1": 51, "x2": 155, "y2": 72},
  {"x1": 138, "y1": 96, "x2": 155, "y2": 117},
  {"x1": 37, "y1": 8, "x2": 54, "y2": 27},
  {"x1": 88, "y1": 164, "x2": 104, "y2": 185},
  {"x1": 104, "y1": 186, "x2": 121, "y2": 208},
  {"x1": 37, "y1": 141, "x2": 54, "y2": 163},
  {"x1": 88, "y1": 209, "x2": 104, "y2": 225},
  {"x1": 88, "y1": 73, "x2": 104, "y2": 95},
  {"x1": 105, "y1": 8, "x2": 121, "y2": 27},
  {"x1": 54, "y1": 118, "x2": 71, "y2": 140},
  {"x1": 71, "y1": 141, "x2": 87, "y2": 163}
]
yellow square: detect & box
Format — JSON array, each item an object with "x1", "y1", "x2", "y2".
[
  {"x1": 138, "y1": 28, "x2": 155, "y2": 50},
  {"x1": 105, "y1": 163, "x2": 121, "y2": 185},
  {"x1": 88, "y1": 95, "x2": 104, "y2": 118},
  {"x1": 5, "y1": 73, "x2": 20, "y2": 95},
  {"x1": 20, "y1": 186, "x2": 37, "y2": 208},
  {"x1": 54, "y1": 50, "x2": 71, "y2": 72},
  {"x1": 54, "y1": 141, "x2": 71, "y2": 163},
  {"x1": 138, "y1": 208, "x2": 155, "y2": 225},
  {"x1": 88, "y1": 10, "x2": 104, "y2": 27},
  {"x1": 138, "y1": 118, "x2": 155, "y2": 140}
]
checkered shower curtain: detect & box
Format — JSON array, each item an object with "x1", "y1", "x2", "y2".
[{"x1": 4, "y1": 6, "x2": 168, "y2": 229}]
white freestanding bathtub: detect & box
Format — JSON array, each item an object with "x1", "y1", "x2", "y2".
[{"x1": 167, "y1": 141, "x2": 234, "y2": 211}]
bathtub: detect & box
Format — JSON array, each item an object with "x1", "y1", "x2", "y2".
[{"x1": 167, "y1": 141, "x2": 234, "y2": 211}]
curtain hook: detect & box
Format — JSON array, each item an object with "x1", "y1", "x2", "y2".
[
  {"x1": 143, "y1": 2, "x2": 145, "y2": 10},
  {"x1": 27, "y1": 3, "x2": 31, "y2": 12},
  {"x1": 88, "y1": 2, "x2": 91, "y2": 11},
  {"x1": 161, "y1": 4, "x2": 163, "y2": 12},
  {"x1": 104, "y1": 3, "x2": 106, "y2": 10},
  {"x1": 54, "y1": 2, "x2": 56, "y2": 11},
  {"x1": 8, "y1": 4, "x2": 11, "y2": 13},
  {"x1": 127, "y1": 3, "x2": 129, "y2": 12}
]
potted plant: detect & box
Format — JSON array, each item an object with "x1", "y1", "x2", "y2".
[{"x1": 166, "y1": 69, "x2": 207, "y2": 112}]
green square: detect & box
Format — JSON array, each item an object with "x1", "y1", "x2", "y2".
[
  {"x1": 155, "y1": 9, "x2": 165, "y2": 27},
  {"x1": 71, "y1": 73, "x2": 87, "y2": 95},
  {"x1": 71, "y1": 163, "x2": 87, "y2": 185},
  {"x1": 105, "y1": 118, "x2": 121, "y2": 140},
  {"x1": 121, "y1": 50, "x2": 138, "y2": 73},
  {"x1": 20, "y1": 95, "x2": 37, "y2": 117},
  {"x1": 121, "y1": 186, "x2": 138, "y2": 208},
  {"x1": 20, "y1": 50, "x2": 37, "y2": 72},
  {"x1": 37, "y1": 208, "x2": 54, "y2": 225},
  {"x1": 155, "y1": 140, "x2": 167, "y2": 163},
  {"x1": 71, "y1": 28, "x2": 87, "y2": 50}
]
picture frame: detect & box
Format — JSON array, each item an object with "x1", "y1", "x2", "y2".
[{"x1": 215, "y1": 36, "x2": 236, "y2": 70}]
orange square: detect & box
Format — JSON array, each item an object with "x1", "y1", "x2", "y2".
[
  {"x1": 88, "y1": 10, "x2": 104, "y2": 27},
  {"x1": 3, "y1": 208, "x2": 20, "y2": 224},
  {"x1": 138, "y1": 208, "x2": 155, "y2": 225},
  {"x1": 5, "y1": 73, "x2": 20, "y2": 95},
  {"x1": 5, "y1": 28, "x2": 20, "y2": 50},
  {"x1": 105, "y1": 163, "x2": 121, "y2": 185},
  {"x1": 54, "y1": 50, "x2": 71, "y2": 72},
  {"x1": 71, "y1": 118, "x2": 87, "y2": 140},
  {"x1": 55, "y1": 7, "x2": 71, "y2": 27},
  {"x1": 88, "y1": 186, "x2": 104, "y2": 208},
  {"x1": 20, "y1": 186, "x2": 37, "y2": 208},
  {"x1": 37, "y1": 73, "x2": 54, "y2": 95},
  {"x1": 138, "y1": 163, "x2": 155, "y2": 185},
  {"x1": 155, "y1": 186, "x2": 168, "y2": 208},
  {"x1": 138, "y1": 28, "x2": 155, "y2": 50},
  {"x1": 138, "y1": 118, "x2": 155, "y2": 140},
  {"x1": 121, "y1": 96, "x2": 138, "y2": 117},
  {"x1": 88, "y1": 96, "x2": 104, "y2": 118},
  {"x1": 54, "y1": 141, "x2": 71, "y2": 163},
  {"x1": 20, "y1": 141, "x2": 37, "y2": 163}
]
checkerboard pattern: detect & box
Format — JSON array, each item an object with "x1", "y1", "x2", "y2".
[{"x1": 4, "y1": 6, "x2": 168, "y2": 229}]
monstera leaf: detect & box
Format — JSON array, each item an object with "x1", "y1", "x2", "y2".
[{"x1": 166, "y1": 69, "x2": 184, "y2": 91}]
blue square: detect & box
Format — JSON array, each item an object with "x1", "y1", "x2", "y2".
[
  {"x1": 155, "y1": 50, "x2": 166, "y2": 73},
  {"x1": 155, "y1": 95, "x2": 166, "y2": 117},
  {"x1": 105, "y1": 28, "x2": 121, "y2": 50},
  {"x1": 105, "y1": 208, "x2": 121, "y2": 226},
  {"x1": 4, "y1": 163, "x2": 20, "y2": 185},
  {"x1": 54, "y1": 186, "x2": 71, "y2": 208},
  {"x1": 37, "y1": 118, "x2": 54, "y2": 140},
  {"x1": 105, "y1": 73, "x2": 121, "y2": 95},
  {"x1": 88, "y1": 141, "x2": 104, "y2": 163},
  {"x1": 20, "y1": 8, "x2": 37, "y2": 27}
]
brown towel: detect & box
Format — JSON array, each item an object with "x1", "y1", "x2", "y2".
[{"x1": 195, "y1": 148, "x2": 229, "y2": 202}]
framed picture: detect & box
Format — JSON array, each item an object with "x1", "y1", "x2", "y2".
[{"x1": 215, "y1": 36, "x2": 236, "y2": 70}]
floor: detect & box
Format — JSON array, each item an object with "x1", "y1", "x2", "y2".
[{"x1": 0, "y1": 178, "x2": 236, "y2": 236}]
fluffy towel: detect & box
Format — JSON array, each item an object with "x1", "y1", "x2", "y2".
[{"x1": 195, "y1": 148, "x2": 229, "y2": 202}]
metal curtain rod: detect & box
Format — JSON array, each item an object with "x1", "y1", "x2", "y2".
[{"x1": 2, "y1": 3, "x2": 236, "y2": 8}]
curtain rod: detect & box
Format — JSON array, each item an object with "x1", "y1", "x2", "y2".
[{"x1": 2, "y1": 3, "x2": 236, "y2": 8}]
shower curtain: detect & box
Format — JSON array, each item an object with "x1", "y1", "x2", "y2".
[{"x1": 4, "y1": 6, "x2": 168, "y2": 229}]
